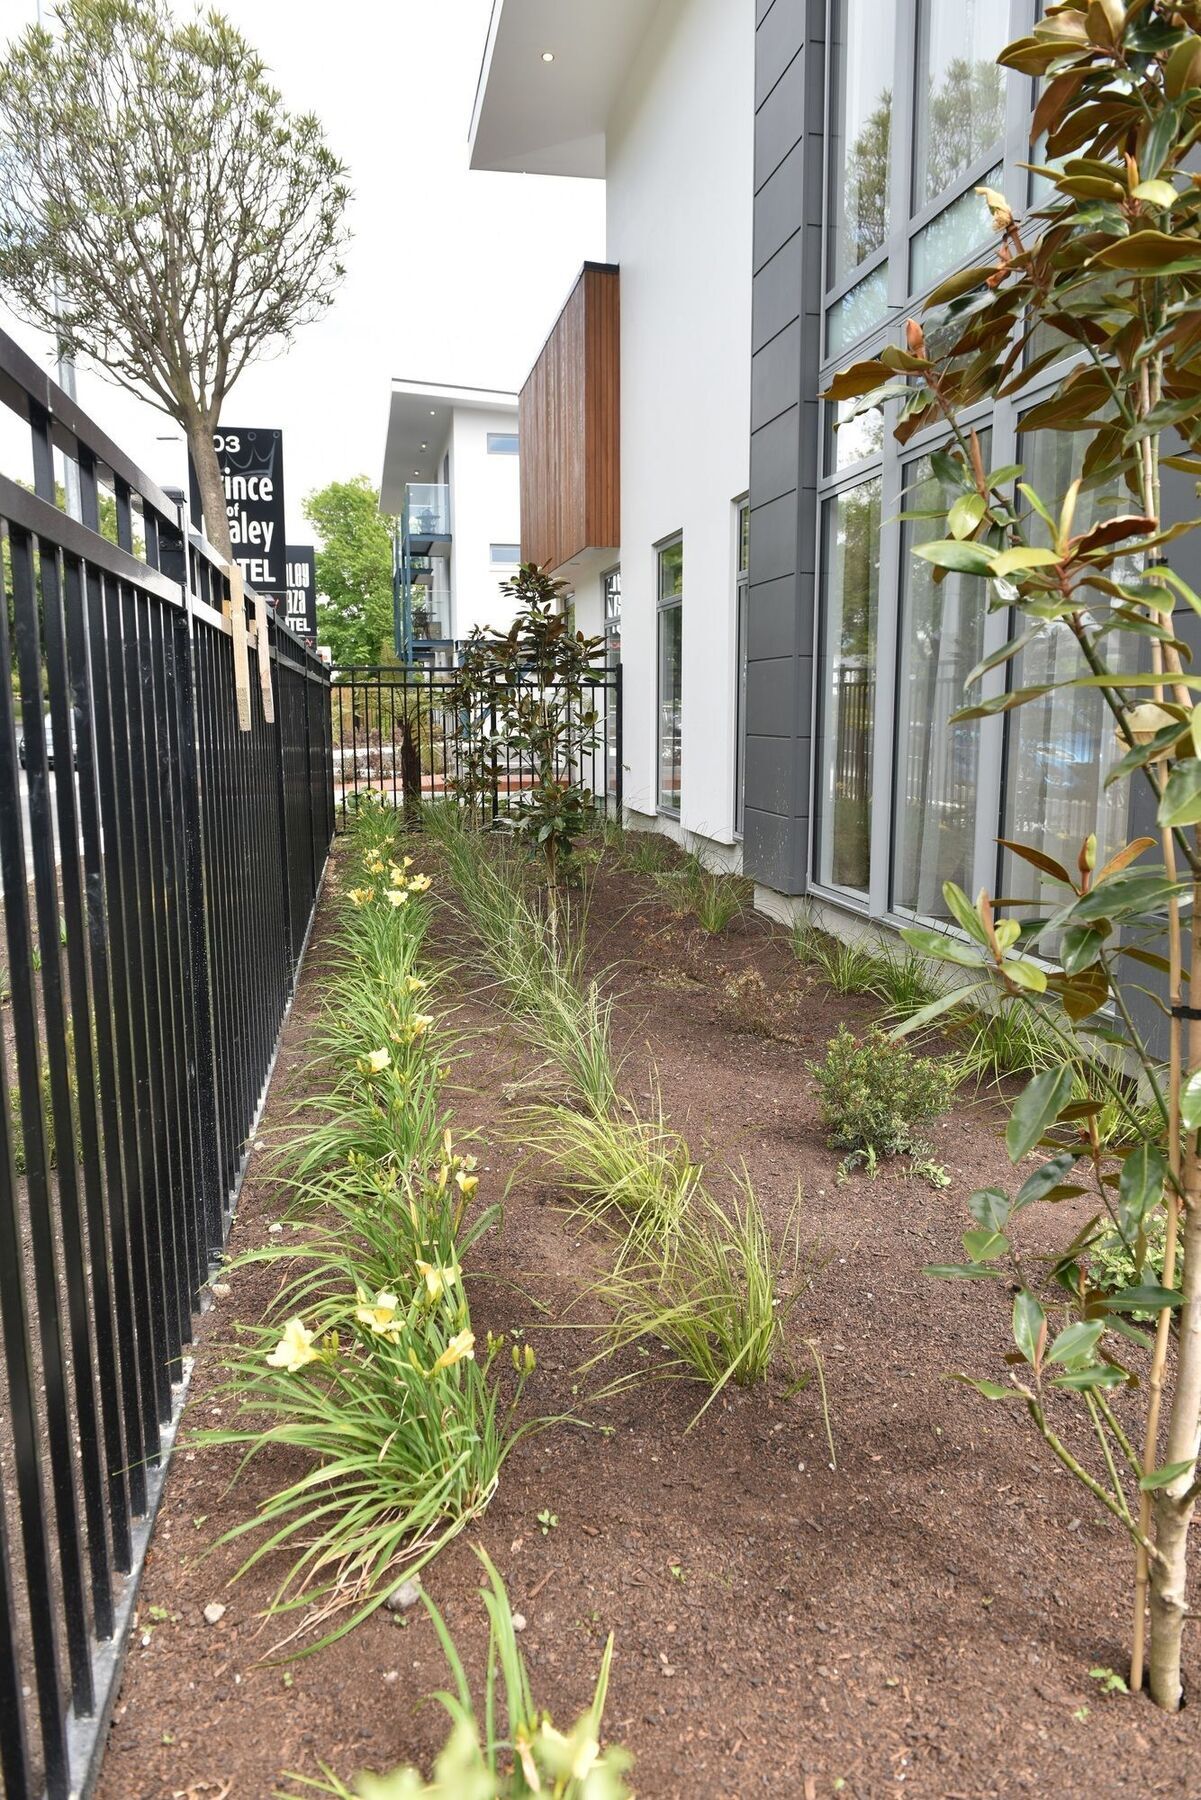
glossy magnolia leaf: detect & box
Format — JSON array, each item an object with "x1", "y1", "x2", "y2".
[
  {"x1": 968, "y1": 1187, "x2": 1011, "y2": 1231},
  {"x1": 1001, "y1": 956, "x2": 1048, "y2": 994},
  {"x1": 1056, "y1": 964, "x2": 1110, "y2": 1021},
  {"x1": 1046, "y1": 1319, "x2": 1104, "y2": 1367},
  {"x1": 1139, "y1": 1459, "x2": 1197, "y2": 1492},
  {"x1": 824, "y1": 360, "x2": 890, "y2": 402},
  {"x1": 963, "y1": 1228, "x2": 1009, "y2": 1263},
  {"x1": 898, "y1": 924, "x2": 985, "y2": 968},
  {"x1": 912, "y1": 539, "x2": 996, "y2": 575},
  {"x1": 991, "y1": 545, "x2": 1061, "y2": 577},
  {"x1": 1015, "y1": 1152, "x2": 1079, "y2": 1210},
  {"x1": 1069, "y1": 871, "x2": 1184, "y2": 923},
  {"x1": 1101, "y1": 1284, "x2": 1185, "y2": 1313},
  {"x1": 924, "y1": 1263, "x2": 1004, "y2": 1280},
  {"x1": 1007, "y1": 1065, "x2": 1074, "y2": 1162},
  {"x1": 923, "y1": 263, "x2": 996, "y2": 306},
  {"x1": 941, "y1": 880, "x2": 990, "y2": 944},
  {"x1": 1051, "y1": 1364, "x2": 1128, "y2": 1390},
  {"x1": 1119, "y1": 1143, "x2": 1167, "y2": 1223},
  {"x1": 1069, "y1": 514, "x2": 1158, "y2": 557},
  {"x1": 1090, "y1": 230, "x2": 1201, "y2": 274},
  {"x1": 995, "y1": 838, "x2": 1073, "y2": 886},
  {"x1": 947, "y1": 492, "x2": 987, "y2": 540},
  {"x1": 953, "y1": 684, "x2": 1055, "y2": 721},
  {"x1": 1158, "y1": 759, "x2": 1201, "y2": 829},
  {"x1": 1131, "y1": 179, "x2": 1179, "y2": 208},
  {"x1": 949, "y1": 1374, "x2": 1019, "y2": 1401},
  {"x1": 1181, "y1": 1067, "x2": 1201, "y2": 1134},
  {"x1": 966, "y1": 628, "x2": 1043, "y2": 689},
  {"x1": 1013, "y1": 1290, "x2": 1046, "y2": 1367},
  {"x1": 1059, "y1": 924, "x2": 1106, "y2": 975}
]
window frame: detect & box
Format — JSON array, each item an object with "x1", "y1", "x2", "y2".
[
  {"x1": 656, "y1": 534, "x2": 683, "y2": 818},
  {"x1": 734, "y1": 498, "x2": 749, "y2": 838},
  {"x1": 489, "y1": 542, "x2": 521, "y2": 566},
  {"x1": 486, "y1": 431, "x2": 519, "y2": 455}
]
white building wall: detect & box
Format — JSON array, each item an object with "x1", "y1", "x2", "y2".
[
  {"x1": 448, "y1": 406, "x2": 522, "y2": 639},
  {"x1": 606, "y1": 0, "x2": 753, "y2": 850}
]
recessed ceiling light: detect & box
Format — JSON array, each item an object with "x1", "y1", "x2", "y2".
[
  {"x1": 414, "y1": 468, "x2": 420, "y2": 475},
  {"x1": 420, "y1": 442, "x2": 427, "y2": 450},
  {"x1": 541, "y1": 49, "x2": 554, "y2": 62},
  {"x1": 429, "y1": 409, "x2": 436, "y2": 416}
]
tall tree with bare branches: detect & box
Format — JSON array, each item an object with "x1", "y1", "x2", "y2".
[{"x1": 0, "y1": 0, "x2": 351, "y2": 558}]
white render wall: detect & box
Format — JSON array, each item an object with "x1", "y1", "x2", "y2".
[
  {"x1": 447, "y1": 406, "x2": 522, "y2": 639},
  {"x1": 605, "y1": 0, "x2": 753, "y2": 847}
]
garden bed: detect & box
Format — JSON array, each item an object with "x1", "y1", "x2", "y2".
[{"x1": 98, "y1": 832, "x2": 1201, "y2": 1799}]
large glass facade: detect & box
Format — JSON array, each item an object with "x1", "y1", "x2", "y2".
[
  {"x1": 811, "y1": 1, "x2": 1137, "y2": 949},
  {"x1": 817, "y1": 477, "x2": 880, "y2": 894},
  {"x1": 657, "y1": 541, "x2": 682, "y2": 813}
]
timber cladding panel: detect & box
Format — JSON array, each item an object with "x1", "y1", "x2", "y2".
[{"x1": 519, "y1": 262, "x2": 620, "y2": 572}]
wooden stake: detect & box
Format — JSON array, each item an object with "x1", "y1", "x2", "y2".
[
  {"x1": 225, "y1": 562, "x2": 253, "y2": 733},
  {"x1": 254, "y1": 586, "x2": 275, "y2": 724}
]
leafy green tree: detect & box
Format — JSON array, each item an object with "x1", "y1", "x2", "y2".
[
  {"x1": 303, "y1": 475, "x2": 395, "y2": 666},
  {"x1": 0, "y1": 0, "x2": 350, "y2": 560}
]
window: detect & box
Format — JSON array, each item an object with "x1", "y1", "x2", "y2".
[
  {"x1": 490, "y1": 543, "x2": 521, "y2": 565},
  {"x1": 913, "y1": 0, "x2": 1008, "y2": 209},
  {"x1": 657, "y1": 539, "x2": 683, "y2": 814},
  {"x1": 816, "y1": 478, "x2": 880, "y2": 894},
  {"x1": 828, "y1": 0, "x2": 895, "y2": 291},
  {"x1": 734, "y1": 501, "x2": 749, "y2": 835},
  {"x1": 891, "y1": 442, "x2": 990, "y2": 921},
  {"x1": 487, "y1": 432, "x2": 519, "y2": 455},
  {"x1": 603, "y1": 569, "x2": 621, "y2": 800},
  {"x1": 1001, "y1": 429, "x2": 1137, "y2": 947}
]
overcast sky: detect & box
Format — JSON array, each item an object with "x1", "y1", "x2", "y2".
[{"x1": 0, "y1": 0, "x2": 606, "y2": 543}]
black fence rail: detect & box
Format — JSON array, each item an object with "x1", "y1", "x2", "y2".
[
  {"x1": 0, "y1": 327, "x2": 333, "y2": 1799},
  {"x1": 331, "y1": 662, "x2": 622, "y2": 830}
]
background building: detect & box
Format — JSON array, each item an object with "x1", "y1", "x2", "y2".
[{"x1": 379, "y1": 378, "x2": 522, "y2": 657}]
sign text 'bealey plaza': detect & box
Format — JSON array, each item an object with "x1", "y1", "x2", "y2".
[{"x1": 214, "y1": 426, "x2": 286, "y2": 593}]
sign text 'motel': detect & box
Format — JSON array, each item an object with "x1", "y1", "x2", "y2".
[{"x1": 213, "y1": 427, "x2": 287, "y2": 594}]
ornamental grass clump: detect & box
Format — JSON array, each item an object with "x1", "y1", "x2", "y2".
[
  {"x1": 829, "y1": 0, "x2": 1201, "y2": 1706},
  {"x1": 811, "y1": 1024, "x2": 954, "y2": 1177},
  {"x1": 281, "y1": 1549, "x2": 632, "y2": 1800}
]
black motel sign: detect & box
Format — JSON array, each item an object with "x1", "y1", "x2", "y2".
[
  {"x1": 284, "y1": 545, "x2": 318, "y2": 647},
  {"x1": 212, "y1": 426, "x2": 287, "y2": 593}
]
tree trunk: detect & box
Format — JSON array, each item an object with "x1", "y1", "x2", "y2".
[
  {"x1": 186, "y1": 416, "x2": 233, "y2": 561},
  {"x1": 1149, "y1": 866, "x2": 1201, "y2": 1709}
]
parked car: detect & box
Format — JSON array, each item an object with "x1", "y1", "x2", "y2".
[{"x1": 18, "y1": 707, "x2": 79, "y2": 772}]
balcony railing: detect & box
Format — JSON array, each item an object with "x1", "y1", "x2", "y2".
[{"x1": 403, "y1": 483, "x2": 451, "y2": 541}]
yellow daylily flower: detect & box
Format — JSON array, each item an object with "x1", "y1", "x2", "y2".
[
  {"x1": 355, "y1": 1289, "x2": 403, "y2": 1339},
  {"x1": 359, "y1": 1047, "x2": 391, "y2": 1074},
  {"x1": 455, "y1": 1170, "x2": 479, "y2": 1198},
  {"x1": 407, "y1": 873, "x2": 432, "y2": 893},
  {"x1": 409, "y1": 1013, "x2": 435, "y2": 1037},
  {"x1": 265, "y1": 1317, "x2": 318, "y2": 1373},
  {"x1": 431, "y1": 1329, "x2": 475, "y2": 1372},
  {"x1": 385, "y1": 888, "x2": 410, "y2": 908},
  {"x1": 368, "y1": 857, "x2": 386, "y2": 873},
  {"x1": 416, "y1": 1257, "x2": 461, "y2": 1302},
  {"x1": 347, "y1": 887, "x2": 375, "y2": 907},
  {"x1": 405, "y1": 975, "x2": 427, "y2": 994}
]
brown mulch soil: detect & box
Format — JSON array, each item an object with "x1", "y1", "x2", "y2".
[{"x1": 96, "y1": 837, "x2": 1201, "y2": 1800}]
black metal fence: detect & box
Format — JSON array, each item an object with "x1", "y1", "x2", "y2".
[
  {"x1": 331, "y1": 662, "x2": 622, "y2": 830},
  {"x1": 0, "y1": 328, "x2": 333, "y2": 1799}
]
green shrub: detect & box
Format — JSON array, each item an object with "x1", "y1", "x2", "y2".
[{"x1": 811, "y1": 1024, "x2": 954, "y2": 1175}]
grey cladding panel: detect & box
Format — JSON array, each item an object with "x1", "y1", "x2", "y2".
[
  {"x1": 750, "y1": 404, "x2": 799, "y2": 509},
  {"x1": 751, "y1": 319, "x2": 800, "y2": 432},
  {"x1": 747, "y1": 489, "x2": 798, "y2": 586},
  {"x1": 755, "y1": 45, "x2": 806, "y2": 191},
  {"x1": 752, "y1": 230, "x2": 803, "y2": 352}
]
